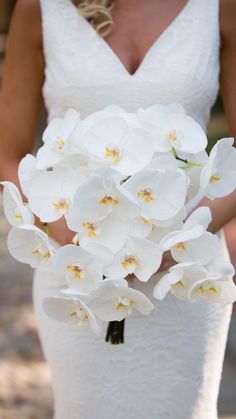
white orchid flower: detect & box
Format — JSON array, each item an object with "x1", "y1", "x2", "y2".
[
  {"x1": 18, "y1": 154, "x2": 41, "y2": 197},
  {"x1": 53, "y1": 244, "x2": 103, "y2": 295},
  {"x1": 0, "y1": 181, "x2": 34, "y2": 226},
  {"x1": 138, "y1": 103, "x2": 207, "y2": 153},
  {"x1": 43, "y1": 295, "x2": 100, "y2": 335},
  {"x1": 160, "y1": 207, "x2": 218, "y2": 265},
  {"x1": 154, "y1": 206, "x2": 186, "y2": 228},
  {"x1": 138, "y1": 103, "x2": 186, "y2": 136},
  {"x1": 148, "y1": 217, "x2": 184, "y2": 246},
  {"x1": 72, "y1": 106, "x2": 141, "y2": 152},
  {"x1": 147, "y1": 208, "x2": 186, "y2": 245},
  {"x1": 188, "y1": 276, "x2": 236, "y2": 304},
  {"x1": 95, "y1": 104, "x2": 141, "y2": 127},
  {"x1": 81, "y1": 242, "x2": 114, "y2": 267},
  {"x1": 153, "y1": 262, "x2": 208, "y2": 301},
  {"x1": 175, "y1": 150, "x2": 208, "y2": 202},
  {"x1": 18, "y1": 154, "x2": 86, "y2": 220},
  {"x1": 128, "y1": 206, "x2": 185, "y2": 240},
  {"x1": 104, "y1": 236, "x2": 163, "y2": 282},
  {"x1": 185, "y1": 206, "x2": 214, "y2": 230},
  {"x1": 36, "y1": 109, "x2": 81, "y2": 169},
  {"x1": 79, "y1": 116, "x2": 154, "y2": 176},
  {"x1": 67, "y1": 212, "x2": 129, "y2": 254},
  {"x1": 7, "y1": 225, "x2": 55, "y2": 268},
  {"x1": 154, "y1": 260, "x2": 236, "y2": 304},
  {"x1": 129, "y1": 207, "x2": 185, "y2": 241},
  {"x1": 189, "y1": 254, "x2": 236, "y2": 304},
  {"x1": 147, "y1": 151, "x2": 179, "y2": 171},
  {"x1": 123, "y1": 168, "x2": 187, "y2": 221},
  {"x1": 169, "y1": 231, "x2": 218, "y2": 266},
  {"x1": 27, "y1": 166, "x2": 86, "y2": 222},
  {"x1": 58, "y1": 153, "x2": 91, "y2": 176},
  {"x1": 200, "y1": 138, "x2": 236, "y2": 199},
  {"x1": 67, "y1": 168, "x2": 139, "y2": 223},
  {"x1": 87, "y1": 278, "x2": 154, "y2": 321},
  {"x1": 205, "y1": 257, "x2": 235, "y2": 279},
  {"x1": 128, "y1": 216, "x2": 153, "y2": 239}
]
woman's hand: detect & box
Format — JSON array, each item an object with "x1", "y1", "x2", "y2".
[
  {"x1": 158, "y1": 251, "x2": 176, "y2": 273},
  {"x1": 35, "y1": 217, "x2": 75, "y2": 246},
  {"x1": 48, "y1": 218, "x2": 76, "y2": 246}
]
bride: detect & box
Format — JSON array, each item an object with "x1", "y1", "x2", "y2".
[{"x1": 0, "y1": 0, "x2": 236, "y2": 418}]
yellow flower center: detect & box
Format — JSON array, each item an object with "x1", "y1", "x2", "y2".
[
  {"x1": 56, "y1": 138, "x2": 65, "y2": 150},
  {"x1": 175, "y1": 242, "x2": 187, "y2": 251},
  {"x1": 69, "y1": 310, "x2": 89, "y2": 321},
  {"x1": 69, "y1": 310, "x2": 77, "y2": 317},
  {"x1": 121, "y1": 255, "x2": 139, "y2": 270},
  {"x1": 52, "y1": 199, "x2": 70, "y2": 214},
  {"x1": 99, "y1": 195, "x2": 119, "y2": 206},
  {"x1": 210, "y1": 175, "x2": 220, "y2": 183},
  {"x1": 14, "y1": 213, "x2": 23, "y2": 219},
  {"x1": 176, "y1": 280, "x2": 185, "y2": 287},
  {"x1": 105, "y1": 146, "x2": 121, "y2": 163},
  {"x1": 168, "y1": 131, "x2": 178, "y2": 142},
  {"x1": 32, "y1": 248, "x2": 51, "y2": 261},
  {"x1": 66, "y1": 264, "x2": 84, "y2": 280},
  {"x1": 82, "y1": 221, "x2": 98, "y2": 237},
  {"x1": 137, "y1": 188, "x2": 155, "y2": 203},
  {"x1": 199, "y1": 285, "x2": 218, "y2": 294},
  {"x1": 140, "y1": 216, "x2": 151, "y2": 224},
  {"x1": 116, "y1": 296, "x2": 134, "y2": 311}
]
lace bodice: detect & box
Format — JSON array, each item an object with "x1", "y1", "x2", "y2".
[{"x1": 39, "y1": 0, "x2": 220, "y2": 129}]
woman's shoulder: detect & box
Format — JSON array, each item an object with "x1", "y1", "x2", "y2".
[{"x1": 220, "y1": 0, "x2": 236, "y2": 44}]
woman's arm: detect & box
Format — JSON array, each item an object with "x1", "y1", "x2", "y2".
[
  {"x1": 197, "y1": 0, "x2": 236, "y2": 234},
  {"x1": 0, "y1": 0, "x2": 44, "y2": 183},
  {"x1": 0, "y1": 0, "x2": 75, "y2": 245}
]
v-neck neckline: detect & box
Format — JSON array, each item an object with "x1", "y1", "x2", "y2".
[{"x1": 70, "y1": 0, "x2": 192, "y2": 78}]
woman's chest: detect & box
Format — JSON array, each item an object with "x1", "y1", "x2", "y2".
[{"x1": 99, "y1": 0, "x2": 189, "y2": 76}]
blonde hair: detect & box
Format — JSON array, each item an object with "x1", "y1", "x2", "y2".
[{"x1": 76, "y1": 0, "x2": 115, "y2": 37}]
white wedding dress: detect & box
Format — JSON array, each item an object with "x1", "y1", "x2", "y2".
[{"x1": 34, "y1": 1, "x2": 232, "y2": 418}]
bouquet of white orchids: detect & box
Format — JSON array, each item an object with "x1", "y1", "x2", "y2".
[{"x1": 2, "y1": 103, "x2": 236, "y2": 344}]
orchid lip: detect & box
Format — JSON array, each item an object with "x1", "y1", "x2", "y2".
[
  {"x1": 210, "y1": 175, "x2": 220, "y2": 183},
  {"x1": 14, "y1": 213, "x2": 23, "y2": 219},
  {"x1": 99, "y1": 195, "x2": 119, "y2": 206},
  {"x1": 52, "y1": 199, "x2": 70, "y2": 214},
  {"x1": 66, "y1": 264, "x2": 85, "y2": 280},
  {"x1": 121, "y1": 255, "x2": 139, "y2": 271},
  {"x1": 175, "y1": 242, "x2": 187, "y2": 251},
  {"x1": 137, "y1": 188, "x2": 155, "y2": 203},
  {"x1": 55, "y1": 138, "x2": 65, "y2": 151},
  {"x1": 105, "y1": 145, "x2": 122, "y2": 163},
  {"x1": 82, "y1": 221, "x2": 99, "y2": 237}
]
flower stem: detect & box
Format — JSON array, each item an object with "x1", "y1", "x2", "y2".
[
  {"x1": 120, "y1": 175, "x2": 131, "y2": 185},
  {"x1": 176, "y1": 156, "x2": 188, "y2": 164},
  {"x1": 105, "y1": 320, "x2": 125, "y2": 344},
  {"x1": 171, "y1": 146, "x2": 204, "y2": 169},
  {"x1": 180, "y1": 162, "x2": 204, "y2": 169}
]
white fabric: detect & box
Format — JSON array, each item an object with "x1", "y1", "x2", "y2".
[{"x1": 34, "y1": 1, "x2": 232, "y2": 418}]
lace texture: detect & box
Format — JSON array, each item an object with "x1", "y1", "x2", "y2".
[{"x1": 34, "y1": 1, "x2": 232, "y2": 418}]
